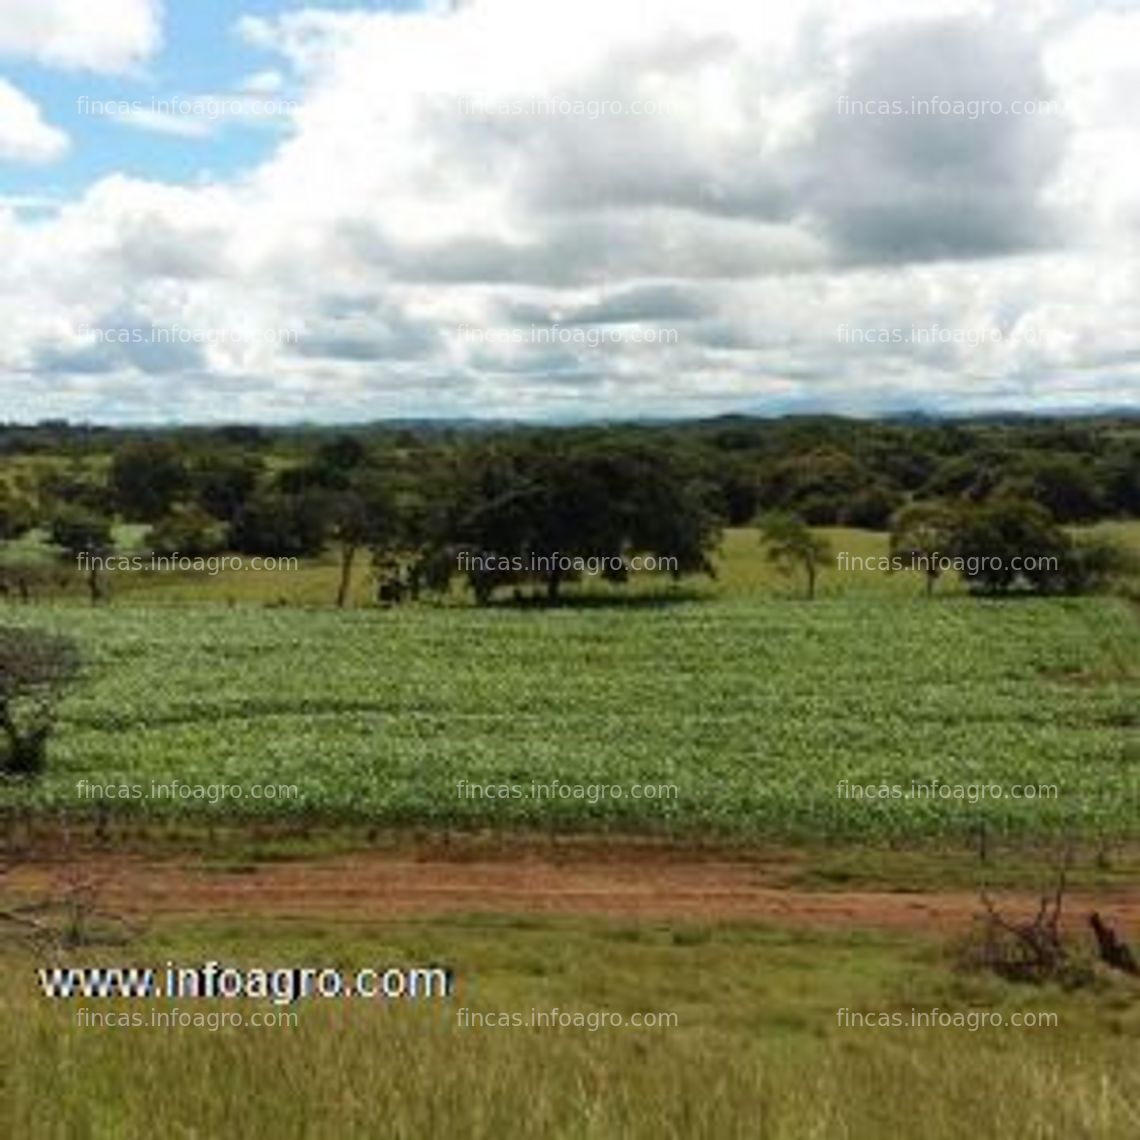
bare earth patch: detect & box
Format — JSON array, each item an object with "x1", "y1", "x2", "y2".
[{"x1": 6, "y1": 844, "x2": 1139, "y2": 933}]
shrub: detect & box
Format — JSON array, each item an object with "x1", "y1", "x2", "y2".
[
  {"x1": 146, "y1": 505, "x2": 225, "y2": 558},
  {"x1": 0, "y1": 627, "x2": 80, "y2": 778}
]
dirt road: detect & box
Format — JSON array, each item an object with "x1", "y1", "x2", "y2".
[{"x1": 6, "y1": 845, "x2": 1138, "y2": 933}]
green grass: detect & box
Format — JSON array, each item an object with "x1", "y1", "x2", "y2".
[
  {"x1": 3, "y1": 915, "x2": 1137, "y2": 1139},
  {"x1": 1, "y1": 591, "x2": 1135, "y2": 838}
]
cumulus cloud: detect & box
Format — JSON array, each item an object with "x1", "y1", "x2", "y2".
[
  {"x1": 0, "y1": 79, "x2": 68, "y2": 163},
  {"x1": 2, "y1": 0, "x2": 1139, "y2": 421},
  {"x1": 0, "y1": 0, "x2": 161, "y2": 73},
  {"x1": 810, "y1": 19, "x2": 1069, "y2": 263}
]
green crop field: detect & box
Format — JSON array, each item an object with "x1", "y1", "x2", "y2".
[{"x1": 2, "y1": 590, "x2": 1136, "y2": 839}]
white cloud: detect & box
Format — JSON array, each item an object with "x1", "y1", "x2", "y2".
[
  {"x1": 0, "y1": 0, "x2": 161, "y2": 73},
  {"x1": 108, "y1": 93, "x2": 296, "y2": 139},
  {"x1": 113, "y1": 106, "x2": 213, "y2": 139},
  {"x1": 241, "y1": 70, "x2": 286, "y2": 95},
  {"x1": 0, "y1": 79, "x2": 68, "y2": 163},
  {"x1": 235, "y1": 11, "x2": 372, "y2": 76}
]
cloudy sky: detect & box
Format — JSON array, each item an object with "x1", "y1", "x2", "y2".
[{"x1": 0, "y1": 0, "x2": 1138, "y2": 423}]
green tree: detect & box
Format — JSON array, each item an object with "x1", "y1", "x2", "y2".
[
  {"x1": 759, "y1": 513, "x2": 832, "y2": 600},
  {"x1": 146, "y1": 504, "x2": 225, "y2": 558},
  {"x1": 110, "y1": 440, "x2": 189, "y2": 522},
  {"x1": 227, "y1": 491, "x2": 327, "y2": 559},
  {"x1": 0, "y1": 626, "x2": 80, "y2": 777},
  {"x1": 49, "y1": 510, "x2": 114, "y2": 604},
  {"x1": 36, "y1": 464, "x2": 107, "y2": 516},
  {"x1": 947, "y1": 499, "x2": 1069, "y2": 594},
  {"x1": 1058, "y1": 533, "x2": 1138, "y2": 594},
  {"x1": 0, "y1": 484, "x2": 35, "y2": 542},
  {"x1": 889, "y1": 501, "x2": 958, "y2": 597},
  {"x1": 421, "y1": 441, "x2": 718, "y2": 605},
  {"x1": 330, "y1": 474, "x2": 400, "y2": 608},
  {"x1": 1097, "y1": 446, "x2": 1140, "y2": 517},
  {"x1": 193, "y1": 453, "x2": 262, "y2": 522},
  {"x1": 1006, "y1": 458, "x2": 1103, "y2": 523}
]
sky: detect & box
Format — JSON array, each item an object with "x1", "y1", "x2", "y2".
[{"x1": 0, "y1": 0, "x2": 1138, "y2": 424}]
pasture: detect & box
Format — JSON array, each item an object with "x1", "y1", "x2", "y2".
[{"x1": 3, "y1": 913, "x2": 1138, "y2": 1140}]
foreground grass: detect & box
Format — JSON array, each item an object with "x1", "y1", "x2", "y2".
[{"x1": 3, "y1": 916, "x2": 1138, "y2": 1139}]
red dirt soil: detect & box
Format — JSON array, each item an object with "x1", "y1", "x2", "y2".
[{"x1": 6, "y1": 847, "x2": 1139, "y2": 933}]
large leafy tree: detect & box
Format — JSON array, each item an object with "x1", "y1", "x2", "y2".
[
  {"x1": 947, "y1": 498, "x2": 1070, "y2": 594},
  {"x1": 757, "y1": 448, "x2": 886, "y2": 526},
  {"x1": 227, "y1": 491, "x2": 328, "y2": 559},
  {"x1": 110, "y1": 440, "x2": 189, "y2": 522},
  {"x1": 192, "y1": 452, "x2": 262, "y2": 523},
  {"x1": 1002, "y1": 458, "x2": 1103, "y2": 524},
  {"x1": 427, "y1": 440, "x2": 719, "y2": 604}
]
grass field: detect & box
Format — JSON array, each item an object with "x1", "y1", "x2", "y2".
[{"x1": 3, "y1": 914, "x2": 1139, "y2": 1140}]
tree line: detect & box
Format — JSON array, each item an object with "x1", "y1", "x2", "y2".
[{"x1": 0, "y1": 415, "x2": 1136, "y2": 604}]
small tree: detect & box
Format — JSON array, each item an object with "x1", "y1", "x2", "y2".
[
  {"x1": 0, "y1": 627, "x2": 79, "y2": 778},
  {"x1": 0, "y1": 483, "x2": 35, "y2": 542},
  {"x1": 146, "y1": 504, "x2": 225, "y2": 558},
  {"x1": 331, "y1": 475, "x2": 399, "y2": 608},
  {"x1": 890, "y1": 501, "x2": 958, "y2": 597},
  {"x1": 49, "y1": 510, "x2": 114, "y2": 605},
  {"x1": 0, "y1": 485, "x2": 37, "y2": 604},
  {"x1": 759, "y1": 513, "x2": 831, "y2": 600}
]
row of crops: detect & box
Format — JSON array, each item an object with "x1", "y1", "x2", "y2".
[{"x1": 1, "y1": 597, "x2": 1136, "y2": 838}]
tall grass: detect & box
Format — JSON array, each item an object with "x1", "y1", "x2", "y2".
[
  {"x1": 4, "y1": 918, "x2": 1138, "y2": 1139},
  {"x1": 4, "y1": 1000, "x2": 1138, "y2": 1139}
]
